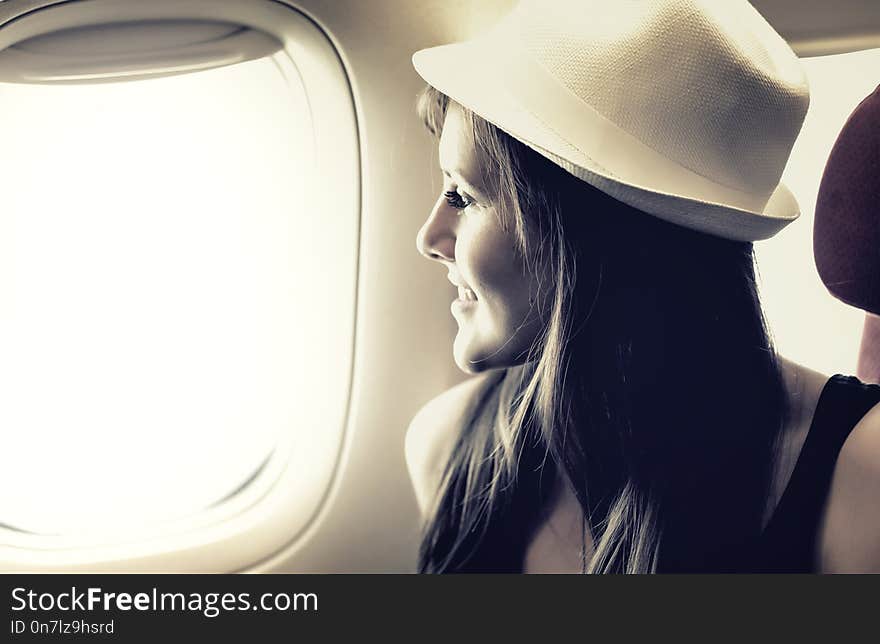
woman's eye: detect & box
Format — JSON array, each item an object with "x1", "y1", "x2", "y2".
[{"x1": 443, "y1": 190, "x2": 473, "y2": 210}]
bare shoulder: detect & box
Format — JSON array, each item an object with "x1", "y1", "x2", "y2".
[
  {"x1": 761, "y1": 358, "x2": 829, "y2": 528},
  {"x1": 778, "y1": 356, "x2": 829, "y2": 426},
  {"x1": 819, "y1": 386, "x2": 880, "y2": 573},
  {"x1": 405, "y1": 370, "x2": 501, "y2": 517}
]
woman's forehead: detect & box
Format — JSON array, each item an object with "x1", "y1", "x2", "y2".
[{"x1": 438, "y1": 104, "x2": 489, "y2": 196}]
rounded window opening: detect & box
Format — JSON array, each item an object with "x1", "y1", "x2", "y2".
[{"x1": 0, "y1": 51, "x2": 333, "y2": 539}]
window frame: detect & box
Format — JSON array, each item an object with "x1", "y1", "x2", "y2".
[{"x1": 0, "y1": 0, "x2": 360, "y2": 572}]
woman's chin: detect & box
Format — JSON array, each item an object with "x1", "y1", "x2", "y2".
[
  {"x1": 453, "y1": 351, "x2": 485, "y2": 375},
  {"x1": 452, "y1": 335, "x2": 490, "y2": 374},
  {"x1": 452, "y1": 323, "x2": 531, "y2": 374}
]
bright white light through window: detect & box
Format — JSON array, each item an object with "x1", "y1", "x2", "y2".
[
  {"x1": 0, "y1": 55, "x2": 327, "y2": 536},
  {"x1": 755, "y1": 48, "x2": 880, "y2": 377}
]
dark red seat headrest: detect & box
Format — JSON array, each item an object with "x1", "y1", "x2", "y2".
[{"x1": 814, "y1": 84, "x2": 880, "y2": 315}]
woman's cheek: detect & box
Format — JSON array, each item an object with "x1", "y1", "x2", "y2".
[{"x1": 472, "y1": 234, "x2": 531, "y2": 312}]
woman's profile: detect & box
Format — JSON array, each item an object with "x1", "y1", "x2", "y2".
[{"x1": 405, "y1": 0, "x2": 880, "y2": 573}]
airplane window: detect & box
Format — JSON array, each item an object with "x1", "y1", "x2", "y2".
[
  {"x1": 755, "y1": 47, "x2": 880, "y2": 376},
  {"x1": 0, "y1": 51, "x2": 354, "y2": 540}
]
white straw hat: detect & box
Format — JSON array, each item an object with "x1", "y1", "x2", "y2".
[{"x1": 412, "y1": 0, "x2": 810, "y2": 242}]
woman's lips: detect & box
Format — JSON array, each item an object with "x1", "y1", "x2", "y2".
[
  {"x1": 457, "y1": 285, "x2": 477, "y2": 302},
  {"x1": 452, "y1": 285, "x2": 478, "y2": 316},
  {"x1": 448, "y1": 273, "x2": 477, "y2": 315}
]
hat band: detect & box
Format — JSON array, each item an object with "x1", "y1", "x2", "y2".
[{"x1": 500, "y1": 46, "x2": 773, "y2": 214}]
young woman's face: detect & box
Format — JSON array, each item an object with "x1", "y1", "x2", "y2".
[{"x1": 416, "y1": 104, "x2": 543, "y2": 374}]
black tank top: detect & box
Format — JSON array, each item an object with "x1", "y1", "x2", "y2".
[
  {"x1": 464, "y1": 374, "x2": 879, "y2": 573},
  {"x1": 741, "y1": 374, "x2": 880, "y2": 572}
]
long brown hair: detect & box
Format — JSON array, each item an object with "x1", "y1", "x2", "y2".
[{"x1": 416, "y1": 86, "x2": 789, "y2": 573}]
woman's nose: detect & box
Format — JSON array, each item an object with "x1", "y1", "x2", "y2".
[{"x1": 416, "y1": 197, "x2": 456, "y2": 262}]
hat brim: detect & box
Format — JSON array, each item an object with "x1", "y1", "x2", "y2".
[{"x1": 413, "y1": 42, "x2": 800, "y2": 242}]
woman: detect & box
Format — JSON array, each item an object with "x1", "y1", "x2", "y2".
[{"x1": 406, "y1": 0, "x2": 880, "y2": 573}]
